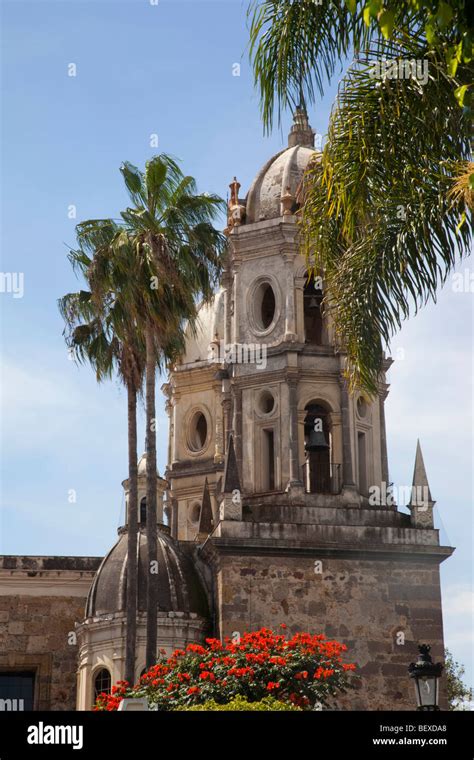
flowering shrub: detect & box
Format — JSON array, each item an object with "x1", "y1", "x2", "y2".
[{"x1": 94, "y1": 626, "x2": 356, "y2": 712}]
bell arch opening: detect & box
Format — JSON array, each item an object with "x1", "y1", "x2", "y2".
[
  {"x1": 303, "y1": 402, "x2": 339, "y2": 494},
  {"x1": 303, "y1": 272, "x2": 324, "y2": 345}
]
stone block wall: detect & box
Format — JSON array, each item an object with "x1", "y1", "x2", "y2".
[
  {"x1": 214, "y1": 553, "x2": 447, "y2": 710},
  {"x1": 0, "y1": 556, "x2": 100, "y2": 710},
  {"x1": 0, "y1": 595, "x2": 87, "y2": 710}
]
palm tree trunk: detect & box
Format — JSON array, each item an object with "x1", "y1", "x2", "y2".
[
  {"x1": 125, "y1": 381, "x2": 138, "y2": 685},
  {"x1": 145, "y1": 321, "x2": 158, "y2": 669}
]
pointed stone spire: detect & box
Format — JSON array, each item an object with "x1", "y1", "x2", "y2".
[
  {"x1": 223, "y1": 434, "x2": 241, "y2": 494},
  {"x1": 220, "y1": 434, "x2": 242, "y2": 521},
  {"x1": 197, "y1": 478, "x2": 213, "y2": 538},
  {"x1": 288, "y1": 105, "x2": 315, "y2": 148},
  {"x1": 411, "y1": 440, "x2": 433, "y2": 503},
  {"x1": 410, "y1": 440, "x2": 435, "y2": 528}
]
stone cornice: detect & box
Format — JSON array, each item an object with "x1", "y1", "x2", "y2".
[
  {"x1": 202, "y1": 536, "x2": 453, "y2": 565},
  {"x1": 0, "y1": 555, "x2": 101, "y2": 571},
  {"x1": 0, "y1": 556, "x2": 101, "y2": 597}
]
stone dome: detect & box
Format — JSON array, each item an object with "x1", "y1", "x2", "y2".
[
  {"x1": 85, "y1": 526, "x2": 209, "y2": 619},
  {"x1": 245, "y1": 107, "x2": 319, "y2": 224}
]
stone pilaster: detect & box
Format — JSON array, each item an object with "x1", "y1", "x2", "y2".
[
  {"x1": 285, "y1": 371, "x2": 304, "y2": 500},
  {"x1": 378, "y1": 385, "x2": 390, "y2": 487},
  {"x1": 339, "y1": 373, "x2": 360, "y2": 506},
  {"x1": 232, "y1": 385, "x2": 243, "y2": 472},
  {"x1": 283, "y1": 253, "x2": 297, "y2": 342}
]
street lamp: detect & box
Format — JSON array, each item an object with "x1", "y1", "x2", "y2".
[{"x1": 408, "y1": 644, "x2": 443, "y2": 711}]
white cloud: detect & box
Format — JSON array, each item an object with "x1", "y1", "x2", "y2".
[{"x1": 443, "y1": 585, "x2": 474, "y2": 617}]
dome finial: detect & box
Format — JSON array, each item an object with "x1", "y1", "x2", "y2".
[{"x1": 288, "y1": 105, "x2": 315, "y2": 148}]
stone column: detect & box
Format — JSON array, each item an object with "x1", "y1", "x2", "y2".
[
  {"x1": 295, "y1": 275, "x2": 305, "y2": 343},
  {"x1": 379, "y1": 385, "x2": 390, "y2": 486},
  {"x1": 165, "y1": 397, "x2": 172, "y2": 468},
  {"x1": 214, "y1": 384, "x2": 225, "y2": 464},
  {"x1": 286, "y1": 372, "x2": 304, "y2": 499},
  {"x1": 339, "y1": 374, "x2": 359, "y2": 506},
  {"x1": 231, "y1": 261, "x2": 241, "y2": 344},
  {"x1": 222, "y1": 396, "x2": 232, "y2": 452},
  {"x1": 222, "y1": 266, "x2": 232, "y2": 349},
  {"x1": 283, "y1": 254, "x2": 297, "y2": 342},
  {"x1": 171, "y1": 397, "x2": 179, "y2": 464},
  {"x1": 232, "y1": 385, "x2": 243, "y2": 474}
]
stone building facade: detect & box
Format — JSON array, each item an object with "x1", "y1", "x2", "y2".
[
  {"x1": 0, "y1": 556, "x2": 100, "y2": 710},
  {"x1": 0, "y1": 110, "x2": 452, "y2": 711}
]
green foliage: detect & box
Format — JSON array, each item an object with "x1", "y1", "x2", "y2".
[
  {"x1": 300, "y1": 38, "x2": 472, "y2": 392},
  {"x1": 177, "y1": 695, "x2": 301, "y2": 711},
  {"x1": 60, "y1": 154, "x2": 227, "y2": 384},
  {"x1": 445, "y1": 648, "x2": 473, "y2": 710},
  {"x1": 249, "y1": 0, "x2": 473, "y2": 393},
  {"x1": 249, "y1": 1, "x2": 473, "y2": 125}
]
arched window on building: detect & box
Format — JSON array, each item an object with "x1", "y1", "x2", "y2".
[
  {"x1": 303, "y1": 272, "x2": 324, "y2": 345},
  {"x1": 140, "y1": 497, "x2": 147, "y2": 524},
  {"x1": 93, "y1": 668, "x2": 111, "y2": 700},
  {"x1": 304, "y1": 403, "x2": 332, "y2": 493}
]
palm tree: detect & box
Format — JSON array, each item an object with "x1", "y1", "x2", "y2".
[
  {"x1": 249, "y1": 0, "x2": 472, "y2": 393},
  {"x1": 59, "y1": 221, "x2": 147, "y2": 686},
  {"x1": 62, "y1": 156, "x2": 225, "y2": 672},
  {"x1": 118, "y1": 155, "x2": 226, "y2": 668}
]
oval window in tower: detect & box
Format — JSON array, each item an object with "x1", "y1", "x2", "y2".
[
  {"x1": 188, "y1": 410, "x2": 208, "y2": 452},
  {"x1": 253, "y1": 281, "x2": 276, "y2": 331}
]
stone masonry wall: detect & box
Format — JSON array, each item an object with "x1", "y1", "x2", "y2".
[
  {"x1": 215, "y1": 554, "x2": 447, "y2": 710},
  {"x1": 0, "y1": 594, "x2": 87, "y2": 710}
]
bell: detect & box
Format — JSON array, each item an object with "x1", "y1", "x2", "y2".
[{"x1": 305, "y1": 429, "x2": 329, "y2": 451}]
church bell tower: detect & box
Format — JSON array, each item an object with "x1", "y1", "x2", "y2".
[{"x1": 165, "y1": 109, "x2": 452, "y2": 710}]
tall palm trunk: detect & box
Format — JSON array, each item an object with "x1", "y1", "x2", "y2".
[
  {"x1": 125, "y1": 381, "x2": 139, "y2": 685},
  {"x1": 145, "y1": 321, "x2": 158, "y2": 669}
]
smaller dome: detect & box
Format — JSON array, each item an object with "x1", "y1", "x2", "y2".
[
  {"x1": 137, "y1": 453, "x2": 148, "y2": 477},
  {"x1": 86, "y1": 527, "x2": 209, "y2": 619},
  {"x1": 245, "y1": 108, "x2": 320, "y2": 224}
]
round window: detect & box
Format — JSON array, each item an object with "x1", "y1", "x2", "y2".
[
  {"x1": 357, "y1": 396, "x2": 368, "y2": 418},
  {"x1": 254, "y1": 282, "x2": 276, "y2": 331},
  {"x1": 259, "y1": 390, "x2": 275, "y2": 415},
  {"x1": 188, "y1": 411, "x2": 208, "y2": 452}
]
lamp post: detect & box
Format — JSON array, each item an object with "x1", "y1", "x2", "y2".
[{"x1": 408, "y1": 644, "x2": 443, "y2": 711}]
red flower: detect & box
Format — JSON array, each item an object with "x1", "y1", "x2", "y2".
[
  {"x1": 199, "y1": 671, "x2": 216, "y2": 681},
  {"x1": 266, "y1": 681, "x2": 280, "y2": 691},
  {"x1": 187, "y1": 686, "x2": 200, "y2": 695},
  {"x1": 295, "y1": 671, "x2": 308, "y2": 680}
]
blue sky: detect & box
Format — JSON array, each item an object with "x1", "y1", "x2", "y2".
[{"x1": 1, "y1": 0, "x2": 472, "y2": 686}]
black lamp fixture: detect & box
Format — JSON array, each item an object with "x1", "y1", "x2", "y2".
[{"x1": 408, "y1": 644, "x2": 443, "y2": 711}]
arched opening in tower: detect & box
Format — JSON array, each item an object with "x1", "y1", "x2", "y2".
[
  {"x1": 303, "y1": 403, "x2": 332, "y2": 494},
  {"x1": 303, "y1": 272, "x2": 323, "y2": 344},
  {"x1": 140, "y1": 497, "x2": 147, "y2": 524}
]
